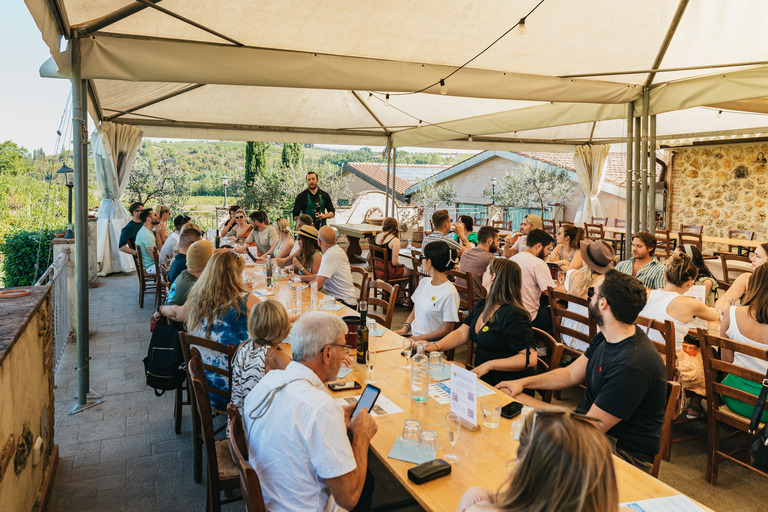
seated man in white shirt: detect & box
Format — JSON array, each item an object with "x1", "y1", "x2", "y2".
[
  {"x1": 312, "y1": 225, "x2": 360, "y2": 309},
  {"x1": 510, "y1": 228, "x2": 556, "y2": 332},
  {"x1": 244, "y1": 312, "x2": 378, "y2": 512}
]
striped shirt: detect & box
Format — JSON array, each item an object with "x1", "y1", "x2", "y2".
[
  {"x1": 614, "y1": 257, "x2": 666, "y2": 289},
  {"x1": 230, "y1": 342, "x2": 269, "y2": 418}
]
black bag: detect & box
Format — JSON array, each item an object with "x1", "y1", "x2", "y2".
[
  {"x1": 748, "y1": 351, "x2": 768, "y2": 469},
  {"x1": 143, "y1": 321, "x2": 185, "y2": 396}
]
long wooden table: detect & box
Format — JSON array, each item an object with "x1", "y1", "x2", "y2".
[
  {"x1": 603, "y1": 226, "x2": 762, "y2": 250},
  {"x1": 334, "y1": 223, "x2": 382, "y2": 264}
]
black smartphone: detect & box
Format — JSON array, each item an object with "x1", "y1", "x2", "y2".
[
  {"x1": 245, "y1": 249, "x2": 258, "y2": 262},
  {"x1": 352, "y1": 384, "x2": 381, "y2": 418},
  {"x1": 328, "y1": 381, "x2": 361, "y2": 392},
  {"x1": 501, "y1": 401, "x2": 524, "y2": 420}
]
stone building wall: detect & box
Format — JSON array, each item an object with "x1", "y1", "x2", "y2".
[{"x1": 668, "y1": 142, "x2": 768, "y2": 241}]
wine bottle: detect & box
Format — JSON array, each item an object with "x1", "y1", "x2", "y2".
[
  {"x1": 215, "y1": 229, "x2": 221, "y2": 249},
  {"x1": 356, "y1": 309, "x2": 368, "y2": 364}
]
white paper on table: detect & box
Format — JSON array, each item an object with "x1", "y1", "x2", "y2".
[
  {"x1": 334, "y1": 394, "x2": 404, "y2": 417},
  {"x1": 683, "y1": 285, "x2": 706, "y2": 303},
  {"x1": 429, "y1": 382, "x2": 495, "y2": 405},
  {"x1": 620, "y1": 495, "x2": 704, "y2": 512},
  {"x1": 252, "y1": 289, "x2": 274, "y2": 297},
  {"x1": 248, "y1": 246, "x2": 259, "y2": 259},
  {"x1": 449, "y1": 366, "x2": 480, "y2": 425}
]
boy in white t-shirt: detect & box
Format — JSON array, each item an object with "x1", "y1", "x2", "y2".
[{"x1": 395, "y1": 241, "x2": 460, "y2": 342}]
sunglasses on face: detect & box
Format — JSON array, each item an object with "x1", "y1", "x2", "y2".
[
  {"x1": 236, "y1": 216, "x2": 244, "y2": 219},
  {"x1": 587, "y1": 287, "x2": 599, "y2": 299}
]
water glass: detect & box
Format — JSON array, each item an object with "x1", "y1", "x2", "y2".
[
  {"x1": 287, "y1": 266, "x2": 294, "y2": 280},
  {"x1": 337, "y1": 360, "x2": 353, "y2": 379},
  {"x1": 445, "y1": 412, "x2": 461, "y2": 463},
  {"x1": 367, "y1": 318, "x2": 377, "y2": 333},
  {"x1": 365, "y1": 350, "x2": 376, "y2": 384},
  {"x1": 481, "y1": 398, "x2": 501, "y2": 428},
  {"x1": 428, "y1": 351, "x2": 445, "y2": 379},
  {"x1": 324, "y1": 296, "x2": 336, "y2": 308},
  {"x1": 418, "y1": 430, "x2": 439, "y2": 459},
  {"x1": 402, "y1": 338, "x2": 413, "y2": 371},
  {"x1": 402, "y1": 419, "x2": 421, "y2": 445}
]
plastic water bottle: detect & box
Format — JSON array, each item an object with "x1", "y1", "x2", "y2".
[
  {"x1": 291, "y1": 276, "x2": 303, "y2": 315},
  {"x1": 310, "y1": 281, "x2": 318, "y2": 310},
  {"x1": 265, "y1": 254, "x2": 273, "y2": 290},
  {"x1": 411, "y1": 342, "x2": 429, "y2": 402}
]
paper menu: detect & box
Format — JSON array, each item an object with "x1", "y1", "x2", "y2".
[
  {"x1": 620, "y1": 495, "x2": 705, "y2": 511},
  {"x1": 429, "y1": 382, "x2": 495, "y2": 405},
  {"x1": 449, "y1": 365, "x2": 479, "y2": 426},
  {"x1": 683, "y1": 285, "x2": 706, "y2": 303},
  {"x1": 334, "y1": 394, "x2": 403, "y2": 417}
]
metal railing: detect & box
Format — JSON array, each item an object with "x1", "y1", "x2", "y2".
[{"x1": 35, "y1": 248, "x2": 70, "y2": 374}]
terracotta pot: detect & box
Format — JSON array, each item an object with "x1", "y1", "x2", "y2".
[{"x1": 54, "y1": 232, "x2": 65, "y2": 238}]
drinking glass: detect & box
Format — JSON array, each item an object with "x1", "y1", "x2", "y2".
[
  {"x1": 557, "y1": 270, "x2": 565, "y2": 286},
  {"x1": 481, "y1": 399, "x2": 501, "y2": 428},
  {"x1": 402, "y1": 338, "x2": 413, "y2": 370},
  {"x1": 359, "y1": 300, "x2": 367, "y2": 313},
  {"x1": 402, "y1": 419, "x2": 421, "y2": 445},
  {"x1": 367, "y1": 318, "x2": 377, "y2": 333},
  {"x1": 287, "y1": 266, "x2": 295, "y2": 280},
  {"x1": 428, "y1": 351, "x2": 444, "y2": 379},
  {"x1": 418, "y1": 430, "x2": 439, "y2": 459},
  {"x1": 324, "y1": 296, "x2": 336, "y2": 309},
  {"x1": 445, "y1": 412, "x2": 461, "y2": 463},
  {"x1": 365, "y1": 350, "x2": 376, "y2": 384}
]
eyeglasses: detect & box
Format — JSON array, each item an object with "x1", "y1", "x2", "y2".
[
  {"x1": 326, "y1": 344, "x2": 352, "y2": 356},
  {"x1": 530, "y1": 410, "x2": 604, "y2": 438},
  {"x1": 235, "y1": 216, "x2": 244, "y2": 219}
]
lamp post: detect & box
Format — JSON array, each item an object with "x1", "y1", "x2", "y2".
[
  {"x1": 490, "y1": 177, "x2": 497, "y2": 205},
  {"x1": 57, "y1": 163, "x2": 75, "y2": 239},
  {"x1": 222, "y1": 175, "x2": 229, "y2": 207}
]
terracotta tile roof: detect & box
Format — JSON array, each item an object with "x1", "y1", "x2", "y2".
[
  {"x1": 518, "y1": 152, "x2": 662, "y2": 187},
  {"x1": 344, "y1": 162, "x2": 450, "y2": 195}
]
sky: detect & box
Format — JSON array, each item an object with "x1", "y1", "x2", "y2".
[{"x1": 0, "y1": 2, "x2": 477, "y2": 157}]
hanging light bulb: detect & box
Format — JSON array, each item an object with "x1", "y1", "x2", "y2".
[
  {"x1": 367, "y1": 92, "x2": 372, "y2": 102},
  {"x1": 385, "y1": 94, "x2": 390, "y2": 107},
  {"x1": 440, "y1": 79, "x2": 448, "y2": 95},
  {"x1": 468, "y1": 135, "x2": 473, "y2": 142},
  {"x1": 418, "y1": 120, "x2": 423, "y2": 127},
  {"x1": 518, "y1": 18, "x2": 526, "y2": 35},
  {"x1": 717, "y1": 110, "x2": 722, "y2": 119}
]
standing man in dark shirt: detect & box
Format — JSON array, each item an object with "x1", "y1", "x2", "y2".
[
  {"x1": 292, "y1": 171, "x2": 335, "y2": 229},
  {"x1": 118, "y1": 202, "x2": 144, "y2": 256},
  {"x1": 495, "y1": 270, "x2": 667, "y2": 473}
]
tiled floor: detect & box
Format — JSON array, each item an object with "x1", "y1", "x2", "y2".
[{"x1": 48, "y1": 271, "x2": 766, "y2": 512}]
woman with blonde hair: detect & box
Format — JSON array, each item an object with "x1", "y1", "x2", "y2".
[
  {"x1": 372, "y1": 217, "x2": 412, "y2": 280},
  {"x1": 154, "y1": 204, "x2": 172, "y2": 247},
  {"x1": 457, "y1": 409, "x2": 618, "y2": 512},
  {"x1": 257, "y1": 217, "x2": 294, "y2": 262},
  {"x1": 230, "y1": 300, "x2": 292, "y2": 418},
  {"x1": 292, "y1": 225, "x2": 323, "y2": 283},
  {"x1": 427, "y1": 258, "x2": 537, "y2": 386},
  {"x1": 160, "y1": 251, "x2": 250, "y2": 410},
  {"x1": 638, "y1": 253, "x2": 719, "y2": 419},
  {"x1": 221, "y1": 208, "x2": 252, "y2": 241},
  {"x1": 547, "y1": 225, "x2": 584, "y2": 271}
]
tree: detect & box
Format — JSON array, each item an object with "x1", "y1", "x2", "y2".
[
  {"x1": 125, "y1": 150, "x2": 192, "y2": 211},
  {"x1": 411, "y1": 176, "x2": 457, "y2": 207},
  {"x1": 492, "y1": 161, "x2": 573, "y2": 218},
  {"x1": 243, "y1": 141, "x2": 269, "y2": 209},
  {"x1": 0, "y1": 140, "x2": 34, "y2": 176},
  {"x1": 281, "y1": 143, "x2": 303, "y2": 170}
]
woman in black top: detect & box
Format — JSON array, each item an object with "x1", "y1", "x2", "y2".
[{"x1": 427, "y1": 258, "x2": 537, "y2": 386}]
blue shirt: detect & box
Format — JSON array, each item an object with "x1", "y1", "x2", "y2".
[
  {"x1": 118, "y1": 220, "x2": 142, "y2": 249},
  {"x1": 167, "y1": 253, "x2": 187, "y2": 284},
  {"x1": 135, "y1": 226, "x2": 156, "y2": 269}
]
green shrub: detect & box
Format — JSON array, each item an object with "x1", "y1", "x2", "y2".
[{"x1": 0, "y1": 229, "x2": 63, "y2": 287}]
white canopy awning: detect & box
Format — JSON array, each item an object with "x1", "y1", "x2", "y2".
[{"x1": 24, "y1": 0, "x2": 768, "y2": 149}]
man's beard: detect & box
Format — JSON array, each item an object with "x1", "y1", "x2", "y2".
[
  {"x1": 489, "y1": 243, "x2": 498, "y2": 254},
  {"x1": 588, "y1": 300, "x2": 604, "y2": 328},
  {"x1": 151, "y1": 220, "x2": 161, "y2": 225}
]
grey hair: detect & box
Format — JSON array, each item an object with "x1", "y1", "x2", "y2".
[{"x1": 290, "y1": 312, "x2": 347, "y2": 362}]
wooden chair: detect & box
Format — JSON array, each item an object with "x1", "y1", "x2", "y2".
[
  {"x1": 614, "y1": 219, "x2": 625, "y2": 228},
  {"x1": 227, "y1": 405, "x2": 267, "y2": 512},
  {"x1": 727, "y1": 229, "x2": 756, "y2": 256},
  {"x1": 369, "y1": 245, "x2": 411, "y2": 306},
  {"x1": 655, "y1": 229, "x2": 673, "y2": 261},
  {"x1": 350, "y1": 266, "x2": 369, "y2": 304},
  {"x1": 678, "y1": 231, "x2": 703, "y2": 253},
  {"x1": 652, "y1": 381, "x2": 682, "y2": 478},
  {"x1": 531, "y1": 328, "x2": 565, "y2": 404},
  {"x1": 681, "y1": 224, "x2": 703, "y2": 235},
  {"x1": 584, "y1": 223, "x2": 604, "y2": 241},
  {"x1": 149, "y1": 247, "x2": 167, "y2": 307},
  {"x1": 719, "y1": 254, "x2": 752, "y2": 288},
  {"x1": 590, "y1": 217, "x2": 608, "y2": 226},
  {"x1": 446, "y1": 269, "x2": 476, "y2": 364},
  {"x1": 408, "y1": 249, "x2": 429, "y2": 282},
  {"x1": 492, "y1": 220, "x2": 508, "y2": 231},
  {"x1": 363, "y1": 280, "x2": 399, "y2": 329},
  {"x1": 473, "y1": 216, "x2": 486, "y2": 227},
  {"x1": 133, "y1": 249, "x2": 159, "y2": 308},
  {"x1": 542, "y1": 218, "x2": 556, "y2": 235},
  {"x1": 558, "y1": 220, "x2": 574, "y2": 229},
  {"x1": 698, "y1": 329, "x2": 768, "y2": 485},
  {"x1": 187, "y1": 349, "x2": 242, "y2": 511},
  {"x1": 178, "y1": 332, "x2": 238, "y2": 484},
  {"x1": 547, "y1": 288, "x2": 597, "y2": 361}
]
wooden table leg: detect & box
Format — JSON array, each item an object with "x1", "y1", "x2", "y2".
[{"x1": 346, "y1": 235, "x2": 367, "y2": 264}]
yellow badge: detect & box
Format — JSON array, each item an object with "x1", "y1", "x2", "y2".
[
  {"x1": 431, "y1": 296, "x2": 436, "y2": 302},
  {"x1": 481, "y1": 326, "x2": 489, "y2": 332}
]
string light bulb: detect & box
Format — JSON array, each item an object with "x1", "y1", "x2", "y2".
[
  {"x1": 468, "y1": 135, "x2": 473, "y2": 142},
  {"x1": 385, "y1": 94, "x2": 390, "y2": 107},
  {"x1": 367, "y1": 92, "x2": 372, "y2": 102},
  {"x1": 418, "y1": 120, "x2": 423, "y2": 127},
  {"x1": 440, "y1": 79, "x2": 448, "y2": 95},
  {"x1": 518, "y1": 18, "x2": 526, "y2": 35},
  {"x1": 717, "y1": 110, "x2": 722, "y2": 119}
]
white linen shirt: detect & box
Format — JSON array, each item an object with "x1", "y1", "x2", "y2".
[
  {"x1": 244, "y1": 361, "x2": 357, "y2": 512},
  {"x1": 317, "y1": 244, "x2": 358, "y2": 304},
  {"x1": 159, "y1": 231, "x2": 180, "y2": 264}
]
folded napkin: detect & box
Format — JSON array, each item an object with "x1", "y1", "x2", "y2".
[
  {"x1": 252, "y1": 289, "x2": 274, "y2": 297},
  {"x1": 369, "y1": 327, "x2": 386, "y2": 337},
  {"x1": 387, "y1": 437, "x2": 436, "y2": 465},
  {"x1": 320, "y1": 303, "x2": 344, "y2": 311}
]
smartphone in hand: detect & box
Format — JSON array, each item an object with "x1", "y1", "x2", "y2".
[{"x1": 352, "y1": 384, "x2": 381, "y2": 418}]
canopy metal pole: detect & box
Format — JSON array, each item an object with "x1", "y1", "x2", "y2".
[
  {"x1": 69, "y1": 38, "x2": 103, "y2": 415},
  {"x1": 649, "y1": 114, "x2": 657, "y2": 234},
  {"x1": 384, "y1": 139, "x2": 391, "y2": 217},
  {"x1": 391, "y1": 148, "x2": 397, "y2": 217},
  {"x1": 633, "y1": 117, "x2": 641, "y2": 235},
  {"x1": 625, "y1": 102, "x2": 634, "y2": 258},
  {"x1": 641, "y1": 88, "x2": 649, "y2": 232}
]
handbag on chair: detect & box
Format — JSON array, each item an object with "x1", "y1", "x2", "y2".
[{"x1": 748, "y1": 352, "x2": 768, "y2": 469}]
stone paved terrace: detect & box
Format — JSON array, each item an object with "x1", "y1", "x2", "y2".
[{"x1": 47, "y1": 272, "x2": 765, "y2": 511}]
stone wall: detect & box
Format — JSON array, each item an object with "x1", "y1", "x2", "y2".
[{"x1": 669, "y1": 142, "x2": 768, "y2": 240}]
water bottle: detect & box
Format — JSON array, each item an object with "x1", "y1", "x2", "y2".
[
  {"x1": 291, "y1": 276, "x2": 303, "y2": 315},
  {"x1": 411, "y1": 342, "x2": 429, "y2": 402},
  {"x1": 265, "y1": 254, "x2": 273, "y2": 290}
]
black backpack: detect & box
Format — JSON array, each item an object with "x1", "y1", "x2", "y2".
[{"x1": 143, "y1": 322, "x2": 185, "y2": 396}]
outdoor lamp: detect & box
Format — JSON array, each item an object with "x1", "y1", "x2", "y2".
[
  {"x1": 57, "y1": 163, "x2": 75, "y2": 239},
  {"x1": 221, "y1": 174, "x2": 229, "y2": 207},
  {"x1": 752, "y1": 152, "x2": 766, "y2": 165},
  {"x1": 490, "y1": 177, "x2": 497, "y2": 205}
]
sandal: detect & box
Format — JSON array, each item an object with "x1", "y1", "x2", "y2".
[{"x1": 685, "y1": 404, "x2": 705, "y2": 419}]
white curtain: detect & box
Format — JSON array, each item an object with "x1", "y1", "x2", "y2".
[
  {"x1": 93, "y1": 122, "x2": 144, "y2": 275},
  {"x1": 573, "y1": 144, "x2": 610, "y2": 225}
]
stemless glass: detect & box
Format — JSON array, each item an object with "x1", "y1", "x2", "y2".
[
  {"x1": 402, "y1": 419, "x2": 421, "y2": 445},
  {"x1": 359, "y1": 300, "x2": 368, "y2": 312},
  {"x1": 402, "y1": 338, "x2": 414, "y2": 370},
  {"x1": 365, "y1": 350, "x2": 376, "y2": 384},
  {"x1": 445, "y1": 412, "x2": 461, "y2": 463},
  {"x1": 557, "y1": 270, "x2": 565, "y2": 286}
]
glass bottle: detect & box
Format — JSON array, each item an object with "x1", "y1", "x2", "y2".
[
  {"x1": 411, "y1": 342, "x2": 429, "y2": 402},
  {"x1": 214, "y1": 229, "x2": 221, "y2": 249},
  {"x1": 265, "y1": 254, "x2": 273, "y2": 290},
  {"x1": 356, "y1": 309, "x2": 369, "y2": 364},
  {"x1": 291, "y1": 276, "x2": 303, "y2": 315}
]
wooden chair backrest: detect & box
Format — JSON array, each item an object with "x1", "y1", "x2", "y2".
[
  {"x1": 699, "y1": 328, "x2": 768, "y2": 422},
  {"x1": 369, "y1": 245, "x2": 391, "y2": 280},
  {"x1": 409, "y1": 249, "x2": 429, "y2": 280},
  {"x1": 531, "y1": 328, "x2": 565, "y2": 404},
  {"x1": 492, "y1": 220, "x2": 508, "y2": 231},
  {"x1": 187, "y1": 349, "x2": 224, "y2": 484},
  {"x1": 652, "y1": 381, "x2": 681, "y2": 478},
  {"x1": 559, "y1": 220, "x2": 574, "y2": 229},
  {"x1": 635, "y1": 316, "x2": 676, "y2": 382},
  {"x1": 727, "y1": 229, "x2": 755, "y2": 254},
  {"x1": 227, "y1": 405, "x2": 267, "y2": 512},
  {"x1": 542, "y1": 219, "x2": 556, "y2": 235},
  {"x1": 178, "y1": 331, "x2": 238, "y2": 413},
  {"x1": 546, "y1": 287, "x2": 597, "y2": 360},
  {"x1": 364, "y1": 280, "x2": 399, "y2": 329},
  {"x1": 350, "y1": 266, "x2": 369, "y2": 303},
  {"x1": 591, "y1": 217, "x2": 608, "y2": 226},
  {"x1": 655, "y1": 229, "x2": 672, "y2": 260},
  {"x1": 446, "y1": 269, "x2": 475, "y2": 316},
  {"x1": 473, "y1": 217, "x2": 486, "y2": 227},
  {"x1": 681, "y1": 224, "x2": 703, "y2": 235},
  {"x1": 614, "y1": 219, "x2": 626, "y2": 228},
  {"x1": 584, "y1": 223, "x2": 604, "y2": 241},
  {"x1": 719, "y1": 253, "x2": 752, "y2": 286},
  {"x1": 678, "y1": 232, "x2": 702, "y2": 252}
]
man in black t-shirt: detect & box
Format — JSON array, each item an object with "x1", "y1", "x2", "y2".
[
  {"x1": 496, "y1": 270, "x2": 667, "y2": 473},
  {"x1": 291, "y1": 171, "x2": 335, "y2": 230},
  {"x1": 118, "y1": 202, "x2": 144, "y2": 256}
]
